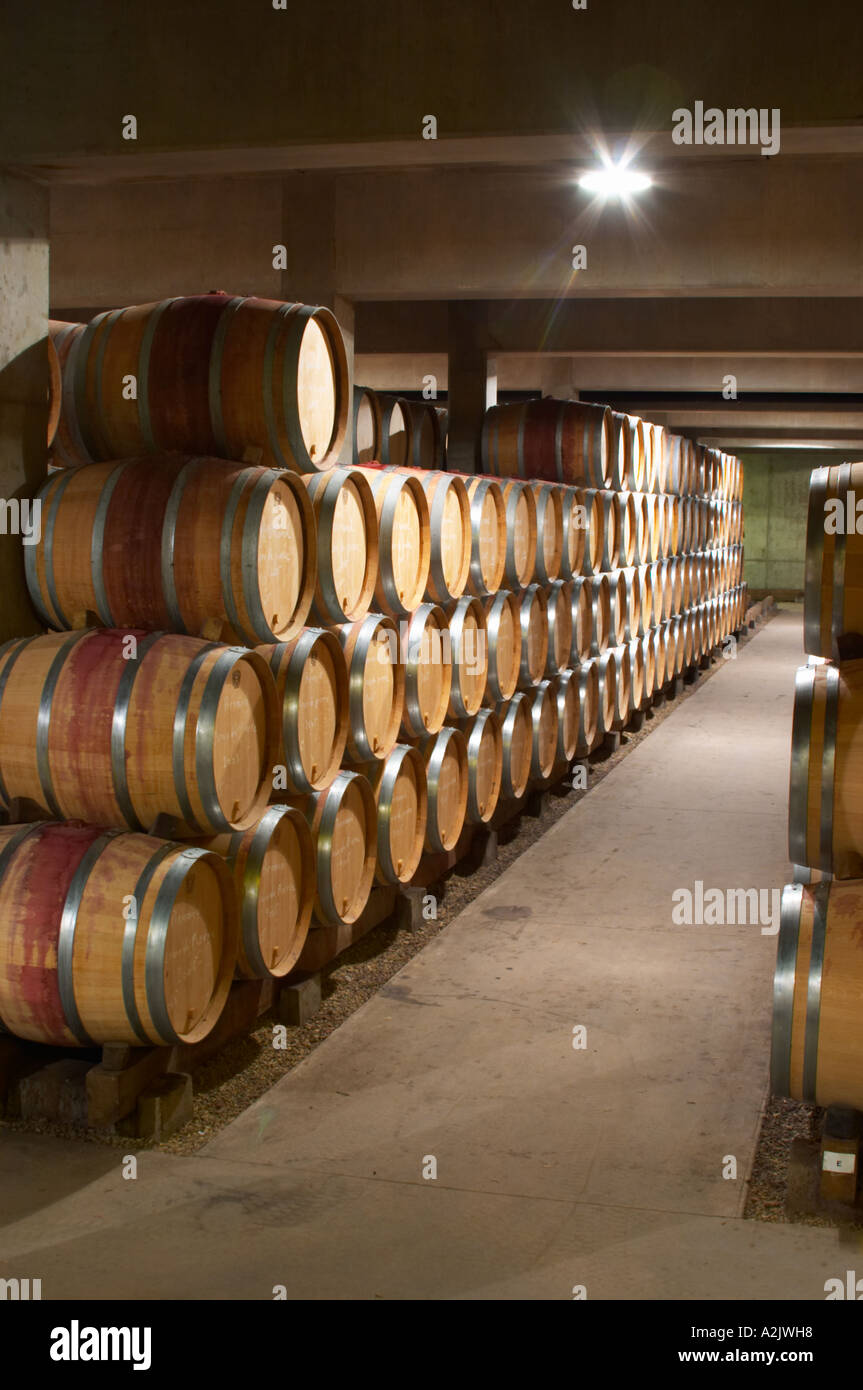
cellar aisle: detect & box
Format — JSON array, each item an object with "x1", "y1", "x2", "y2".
[{"x1": 0, "y1": 609, "x2": 844, "y2": 1299}]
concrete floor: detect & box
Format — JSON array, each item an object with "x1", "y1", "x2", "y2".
[{"x1": 0, "y1": 609, "x2": 851, "y2": 1299}]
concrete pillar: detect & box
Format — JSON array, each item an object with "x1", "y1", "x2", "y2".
[
  {"x1": 540, "y1": 358, "x2": 579, "y2": 400},
  {"x1": 0, "y1": 172, "x2": 49, "y2": 643},
  {"x1": 281, "y1": 173, "x2": 354, "y2": 465},
  {"x1": 447, "y1": 303, "x2": 495, "y2": 475}
]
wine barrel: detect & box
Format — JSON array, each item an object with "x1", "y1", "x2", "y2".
[
  {"x1": 626, "y1": 637, "x2": 646, "y2": 713},
  {"x1": 804, "y1": 462, "x2": 863, "y2": 659},
  {"x1": 192, "y1": 805, "x2": 314, "y2": 979},
  {"x1": 496, "y1": 693, "x2": 533, "y2": 800},
  {"x1": 578, "y1": 488, "x2": 605, "y2": 578},
  {"x1": 447, "y1": 595, "x2": 489, "y2": 719},
  {"x1": 600, "y1": 491, "x2": 622, "y2": 571},
  {"x1": 661, "y1": 619, "x2": 677, "y2": 683},
  {"x1": 589, "y1": 573, "x2": 611, "y2": 657},
  {"x1": 500, "y1": 479, "x2": 538, "y2": 590},
  {"x1": 48, "y1": 321, "x2": 91, "y2": 467},
  {"x1": 605, "y1": 645, "x2": 631, "y2": 731},
  {"x1": 531, "y1": 482, "x2": 564, "y2": 584},
  {"x1": 304, "y1": 467, "x2": 379, "y2": 625},
  {"x1": 337, "y1": 614, "x2": 404, "y2": 764},
  {"x1": 635, "y1": 563, "x2": 653, "y2": 636},
  {"x1": 463, "y1": 476, "x2": 507, "y2": 597},
  {"x1": 560, "y1": 487, "x2": 585, "y2": 580},
  {"x1": 363, "y1": 744, "x2": 427, "y2": 885},
  {"x1": 595, "y1": 649, "x2": 617, "y2": 736},
  {"x1": 771, "y1": 879, "x2": 863, "y2": 1110},
  {"x1": 545, "y1": 579, "x2": 574, "y2": 675},
  {"x1": 617, "y1": 492, "x2": 638, "y2": 568},
  {"x1": 0, "y1": 630, "x2": 279, "y2": 833},
  {"x1": 399, "y1": 469, "x2": 471, "y2": 604},
  {"x1": 518, "y1": 584, "x2": 550, "y2": 688},
  {"x1": 420, "y1": 726, "x2": 468, "y2": 852},
  {"x1": 649, "y1": 624, "x2": 668, "y2": 692},
  {"x1": 352, "y1": 386, "x2": 382, "y2": 465},
  {"x1": 401, "y1": 603, "x2": 453, "y2": 738},
  {"x1": 29, "y1": 455, "x2": 316, "y2": 646},
  {"x1": 258, "y1": 629, "x2": 349, "y2": 794},
  {"x1": 351, "y1": 465, "x2": 431, "y2": 616},
  {"x1": 484, "y1": 590, "x2": 521, "y2": 704},
  {"x1": 481, "y1": 398, "x2": 612, "y2": 488},
  {"x1": 527, "y1": 679, "x2": 559, "y2": 783},
  {"x1": 0, "y1": 822, "x2": 237, "y2": 1046},
  {"x1": 404, "y1": 399, "x2": 444, "y2": 470},
  {"x1": 65, "y1": 294, "x2": 348, "y2": 473},
  {"x1": 570, "y1": 576, "x2": 593, "y2": 663},
  {"x1": 606, "y1": 569, "x2": 628, "y2": 647},
  {"x1": 788, "y1": 660, "x2": 863, "y2": 877},
  {"x1": 552, "y1": 668, "x2": 579, "y2": 763},
  {"x1": 574, "y1": 658, "x2": 600, "y2": 754},
  {"x1": 377, "y1": 395, "x2": 412, "y2": 468},
  {"x1": 641, "y1": 627, "x2": 657, "y2": 698},
  {"x1": 460, "y1": 708, "x2": 503, "y2": 825},
  {"x1": 298, "y1": 770, "x2": 377, "y2": 926}
]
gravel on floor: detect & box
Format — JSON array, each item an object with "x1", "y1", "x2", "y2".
[{"x1": 1, "y1": 613, "x2": 774, "y2": 1156}]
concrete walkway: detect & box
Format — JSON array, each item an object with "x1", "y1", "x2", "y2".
[{"x1": 0, "y1": 610, "x2": 850, "y2": 1299}]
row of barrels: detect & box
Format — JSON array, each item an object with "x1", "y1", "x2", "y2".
[
  {"x1": 0, "y1": 580, "x2": 748, "y2": 1051},
  {"x1": 27, "y1": 454, "x2": 742, "y2": 653},
  {"x1": 773, "y1": 459, "x2": 863, "y2": 1114},
  {"x1": 353, "y1": 387, "x2": 447, "y2": 470},
  {"x1": 481, "y1": 398, "x2": 743, "y2": 501}
]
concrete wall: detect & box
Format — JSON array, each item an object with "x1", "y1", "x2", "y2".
[{"x1": 741, "y1": 450, "x2": 851, "y2": 595}]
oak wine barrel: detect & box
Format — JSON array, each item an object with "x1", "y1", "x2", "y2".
[
  {"x1": 527, "y1": 679, "x2": 559, "y2": 783},
  {"x1": 518, "y1": 584, "x2": 549, "y2": 688},
  {"x1": 192, "y1": 804, "x2": 314, "y2": 979},
  {"x1": 0, "y1": 630, "x2": 279, "y2": 833},
  {"x1": 352, "y1": 385, "x2": 382, "y2": 465},
  {"x1": 363, "y1": 744, "x2": 427, "y2": 885},
  {"x1": 459, "y1": 708, "x2": 503, "y2": 825},
  {"x1": 803, "y1": 462, "x2": 863, "y2": 659},
  {"x1": 0, "y1": 822, "x2": 237, "y2": 1046},
  {"x1": 400, "y1": 603, "x2": 453, "y2": 738},
  {"x1": 578, "y1": 488, "x2": 605, "y2": 577},
  {"x1": 66, "y1": 294, "x2": 349, "y2": 472},
  {"x1": 304, "y1": 467, "x2": 379, "y2": 625},
  {"x1": 531, "y1": 481, "x2": 564, "y2": 584},
  {"x1": 420, "y1": 726, "x2": 468, "y2": 853},
  {"x1": 589, "y1": 573, "x2": 611, "y2": 657},
  {"x1": 545, "y1": 579, "x2": 574, "y2": 675},
  {"x1": 377, "y1": 395, "x2": 412, "y2": 468},
  {"x1": 570, "y1": 576, "x2": 593, "y2": 663},
  {"x1": 500, "y1": 479, "x2": 538, "y2": 590},
  {"x1": 337, "y1": 614, "x2": 405, "y2": 764},
  {"x1": 552, "y1": 668, "x2": 579, "y2": 763},
  {"x1": 447, "y1": 595, "x2": 489, "y2": 719},
  {"x1": 398, "y1": 469, "x2": 471, "y2": 604},
  {"x1": 483, "y1": 590, "x2": 521, "y2": 704},
  {"x1": 463, "y1": 475, "x2": 507, "y2": 597},
  {"x1": 772, "y1": 879, "x2": 863, "y2": 1111},
  {"x1": 297, "y1": 770, "x2": 377, "y2": 926},
  {"x1": 258, "y1": 629, "x2": 349, "y2": 794},
  {"x1": 48, "y1": 321, "x2": 90, "y2": 467},
  {"x1": 574, "y1": 658, "x2": 600, "y2": 754},
  {"x1": 29, "y1": 455, "x2": 316, "y2": 646},
  {"x1": 351, "y1": 465, "x2": 431, "y2": 616},
  {"x1": 496, "y1": 693, "x2": 533, "y2": 800},
  {"x1": 481, "y1": 398, "x2": 612, "y2": 488}
]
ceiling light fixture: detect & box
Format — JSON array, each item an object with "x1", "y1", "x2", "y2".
[{"x1": 578, "y1": 164, "x2": 652, "y2": 198}]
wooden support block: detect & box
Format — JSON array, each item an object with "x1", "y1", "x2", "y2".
[
  {"x1": 699, "y1": 653, "x2": 711, "y2": 670},
  {"x1": 683, "y1": 666, "x2": 698, "y2": 685},
  {"x1": 277, "y1": 973, "x2": 323, "y2": 1026},
  {"x1": 395, "y1": 886, "x2": 428, "y2": 933},
  {"x1": 671, "y1": 675, "x2": 685, "y2": 699},
  {"x1": 628, "y1": 709, "x2": 645, "y2": 732},
  {"x1": 820, "y1": 1106, "x2": 861, "y2": 1205},
  {"x1": 86, "y1": 1047, "x2": 174, "y2": 1128},
  {"x1": 523, "y1": 788, "x2": 548, "y2": 819},
  {"x1": 475, "y1": 827, "x2": 499, "y2": 866},
  {"x1": 121, "y1": 1073, "x2": 193, "y2": 1141},
  {"x1": 296, "y1": 886, "x2": 397, "y2": 971},
  {"x1": 19, "y1": 1059, "x2": 91, "y2": 1126},
  {"x1": 602, "y1": 731, "x2": 621, "y2": 754}
]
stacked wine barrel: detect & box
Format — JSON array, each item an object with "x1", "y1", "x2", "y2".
[
  {"x1": 773, "y1": 460, "x2": 863, "y2": 1112},
  {"x1": 13, "y1": 326, "x2": 746, "y2": 1061},
  {"x1": 353, "y1": 386, "x2": 447, "y2": 470}
]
